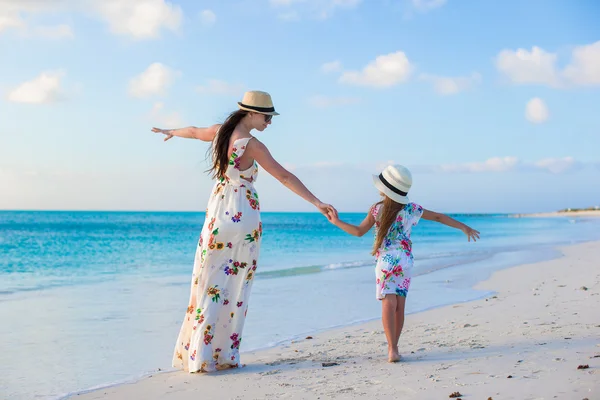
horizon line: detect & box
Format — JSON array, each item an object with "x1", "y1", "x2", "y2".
[{"x1": 0, "y1": 208, "x2": 521, "y2": 215}]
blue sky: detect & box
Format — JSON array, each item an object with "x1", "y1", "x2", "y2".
[{"x1": 1, "y1": 0, "x2": 599, "y2": 213}]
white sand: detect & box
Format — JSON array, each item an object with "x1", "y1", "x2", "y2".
[
  {"x1": 75, "y1": 241, "x2": 600, "y2": 400},
  {"x1": 515, "y1": 210, "x2": 600, "y2": 218}
]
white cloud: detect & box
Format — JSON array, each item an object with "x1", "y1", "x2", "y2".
[
  {"x1": 88, "y1": 0, "x2": 182, "y2": 39},
  {"x1": 308, "y1": 95, "x2": 360, "y2": 108},
  {"x1": 495, "y1": 41, "x2": 600, "y2": 88},
  {"x1": 321, "y1": 60, "x2": 342, "y2": 73},
  {"x1": 534, "y1": 157, "x2": 581, "y2": 174},
  {"x1": 563, "y1": 40, "x2": 600, "y2": 86},
  {"x1": 525, "y1": 97, "x2": 549, "y2": 124},
  {"x1": 199, "y1": 9, "x2": 216, "y2": 27},
  {"x1": 419, "y1": 72, "x2": 481, "y2": 95},
  {"x1": 339, "y1": 51, "x2": 413, "y2": 88},
  {"x1": 437, "y1": 157, "x2": 521, "y2": 173},
  {"x1": 0, "y1": 0, "x2": 55, "y2": 32},
  {"x1": 196, "y1": 79, "x2": 244, "y2": 96},
  {"x1": 0, "y1": 0, "x2": 182, "y2": 39},
  {"x1": 274, "y1": 156, "x2": 593, "y2": 176},
  {"x1": 0, "y1": 1, "x2": 72, "y2": 37},
  {"x1": 129, "y1": 63, "x2": 176, "y2": 98},
  {"x1": 411, "y1": 0, "x2": 447, "y2": 12},
  {"x1": 7, "y1": 70, "x2": 64, "y2": 104},
  {"x1": 0, "y1": 14, "x2": 23, "y2": 32},
  {"x1": 495, "y1": 46, "x2": 560, "y2": 86},
  {"x1": 429, "y1": 156, "x2": 584, "y2": 174}
]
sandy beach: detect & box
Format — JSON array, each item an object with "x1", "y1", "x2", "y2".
[
  {"x1": 74, "y1": 241, "x2": 599, "y2": 400},
  {"x1": 514, "y1": 210, "x2": 600, "y2": 218}
]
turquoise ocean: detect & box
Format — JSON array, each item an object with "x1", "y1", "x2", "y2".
[{"x1": 1, "y1": 210, "x2": 600, "y2": 399}]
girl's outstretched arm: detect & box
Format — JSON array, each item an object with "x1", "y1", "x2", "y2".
[
  {"x1": 422, "y1": 209, "x2": 480, "y2": 242},
  {"x1": 329, "y1": 211, "x2": 375, "y2": 237}
]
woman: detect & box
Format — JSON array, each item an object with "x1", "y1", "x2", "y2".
[{"x1": 152, "y1": 90, "x2": 336, "y2": 373}]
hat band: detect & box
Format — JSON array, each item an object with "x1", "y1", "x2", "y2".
[
  {"x1": 239, "y1": 103, "x2": 275, "y2": 113},
  {"x1": 379, "y1": 173, "x2": 408, "y2": 196}
]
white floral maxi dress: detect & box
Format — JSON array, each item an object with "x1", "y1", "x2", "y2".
[
  {"x1": 371, "y1": 202, "x2": 423, "y2": 300},
  {"x1": 173, "y1": 137, "x2": 262, "y2": 372}
]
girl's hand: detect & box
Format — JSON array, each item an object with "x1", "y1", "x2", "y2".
[
  {"x1": 463, "y1": 226, "x2": 480, "y2": 242},
  {"x1": 327, "y1": 209, "x2": 340, "y2": 224},
  {"x1": 152, "y1": 127, "x2": 174, "y2": 142}
]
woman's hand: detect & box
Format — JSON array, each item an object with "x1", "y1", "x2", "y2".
[
  {"x1": 151, "y1": 127, "x2": 174, "y2": 142},
  {"x1": 316, "y1": 202, "x2": 337, "y2": 221},
  {"x1": 462, "y1": 226, "x2": 480, "y2": 242}
]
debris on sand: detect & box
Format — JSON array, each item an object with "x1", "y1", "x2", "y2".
[
  {"x1": 507, "y1": 375, "x2": 513, "y2": 378},
  {"x1": 577, "y1": 364, "x2": 589, "y2": 370},
  {"x1": 449, "y1": 392, "x2": 462, "y2": 398},
  {"x1": 322, "y1": 362, "x2": 339, "y2": 367},
  {"x1": 305, "y1": 336, "x2": 313, "y2": 340}
]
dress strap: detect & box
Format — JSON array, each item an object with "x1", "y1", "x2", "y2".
[
  {"x1": 231, "y1": 137, "x2": 254, "y2": 158},
  {"x1": 370, "y1": 203, "x2": 382, "y2": 218},
  {"x1": 228, "y1": 137, "x2": 255, "y2": 171}
]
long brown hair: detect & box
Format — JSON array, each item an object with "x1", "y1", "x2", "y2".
[
  {"x1": 371, "y1": 195, "x2": 405, "y2": 256},
  {"x1": 206, "y1": 109, "x2": 249, "y2": 180}
]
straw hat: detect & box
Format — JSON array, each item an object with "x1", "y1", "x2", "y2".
[
  {"x1": 237, "y1": 91, "x2": 280, "y2": 116},
  {"x1": 373, "y1": 165, "x2": 412, "y2": 204}
]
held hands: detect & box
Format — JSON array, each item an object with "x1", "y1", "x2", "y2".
[
  {"x1": 316, "y1": 202, "x2": 338, "y2": 222},
  {"x1": 151, "y1": 127, "x2": 174, "y2": 142},
  {"x1": 462, "y1": 226, "x2": 480, "y2": 242},
  {"x1": 327, "y1": 207, "x2": 340, "y2": 224}
]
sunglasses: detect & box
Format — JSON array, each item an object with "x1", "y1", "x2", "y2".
[{"x1": 263, "y1": 114, "x2": 273, "y2": 123}]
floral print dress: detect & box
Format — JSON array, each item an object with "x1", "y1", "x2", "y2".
[
  {"x1": 173, "y1": 137, "x2": 262, "y2": 373},
  {"x1": 371, "y1": 202, "x2": 423, "y2": 300}
]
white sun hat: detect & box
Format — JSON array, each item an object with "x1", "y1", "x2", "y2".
[
  {"x1": 237, "y1": 90, "x2": 280, "y2": 116},
  {"x1": 372, "y1": 164, "x2": 412, "y2": 204}
]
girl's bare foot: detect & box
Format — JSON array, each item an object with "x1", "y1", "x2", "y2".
[
  {"x1": 388, "y1": 348, "x2": 401, "y2": 363},
  {"x1": 388, "y1": 344, "x2": 401, "y2": 362}
]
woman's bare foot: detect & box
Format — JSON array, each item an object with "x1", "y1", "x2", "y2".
[{"x1": 216, "y1": 363, "x2": 237, "y2": 371}]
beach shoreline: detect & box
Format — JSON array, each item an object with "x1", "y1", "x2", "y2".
[
  {"x1": 513, "y1": 210, "x2": 600, "y2": 218},
  {"x1": 71, "y1": 240, "x2": 600, "y2": 400}
]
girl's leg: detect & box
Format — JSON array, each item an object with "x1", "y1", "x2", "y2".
[
  {"x1": 381, "y1": 294, "x2": 399, "y2": 362},
  {"x1": 394, "y1": 295, "x2": 407, "y2": 352}
]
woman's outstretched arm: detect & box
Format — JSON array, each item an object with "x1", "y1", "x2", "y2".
[
  {"x1": 152, "y1": 124, "x2": 221, "y2": 142},
  {"x1": 247, "y1": 138, "x2": 337, "y2": 220}
]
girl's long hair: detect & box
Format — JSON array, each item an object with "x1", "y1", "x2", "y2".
[
  {"x1": 371, "y1": 195, "x2": 405, "y2": 256},
  {"x1": 206, "y1": 109, "x2": 249, "y2": 180}
]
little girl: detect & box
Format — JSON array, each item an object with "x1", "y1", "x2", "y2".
[{"x1": 328, "y1": 164, "x2": 480, "y2": 362}]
